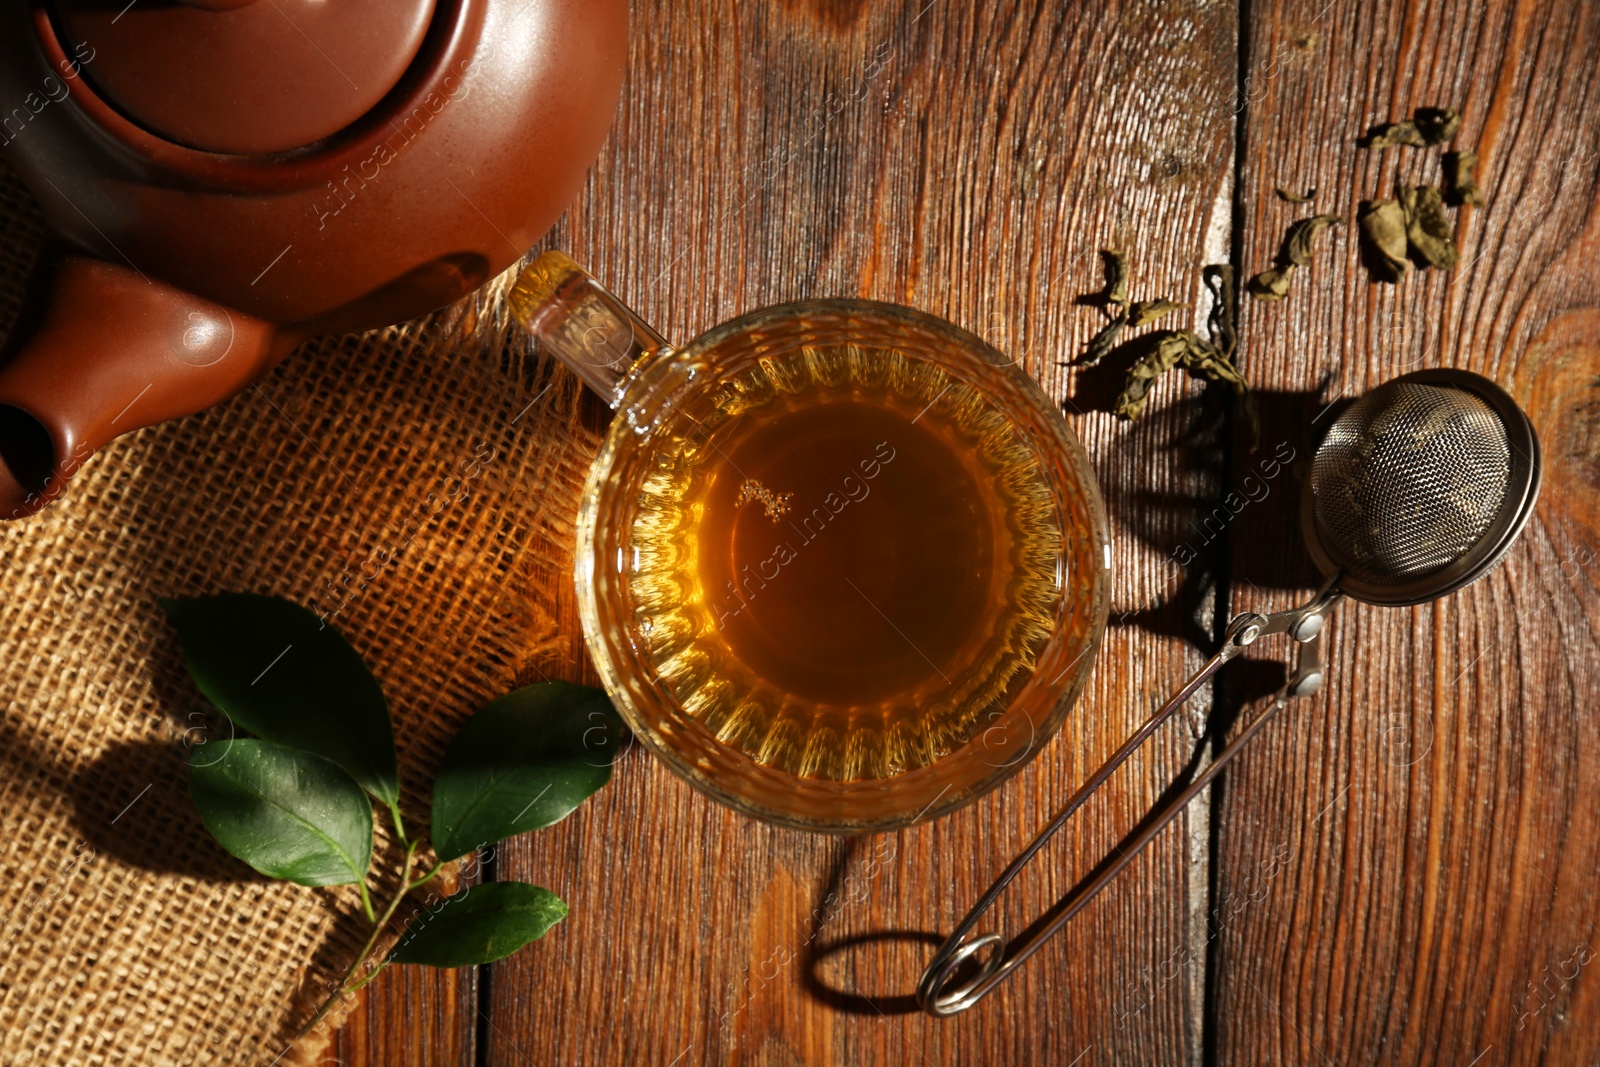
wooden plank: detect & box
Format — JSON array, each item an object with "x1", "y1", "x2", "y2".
[
  {"x1": 1216, "y1": 1, "x2": 1600, "y2": 1063},
  {"x1": 320, "y1": 967, "x2": 477, "y2": 1066},
  {"x1": 487, "y1": 1, "x2": 1242, "y2": 1064}
]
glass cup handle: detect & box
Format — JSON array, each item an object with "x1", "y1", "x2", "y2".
[{"x1": 507, "y1": 250, "x2": 674, "y2": 410}]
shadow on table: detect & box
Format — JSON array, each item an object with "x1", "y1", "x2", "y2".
[
  {"x1": 62, "y1": 732, "x2": 382, "y2": 1041},
  {"x1": 58, "y1": 605, "x2": 274, "y2": 884},
  {"x1": 65, "y1": 738, "x2": 245, "y2": 884},
  {"x1": 804, "y1": 929, "x2": 944, "y2": 1016},
  {"x1": 799, "y1": 657, "x2": 1289, "y2": 1018},
  {"x1": 801, "y1": 837, "x2": 943, "y2": 1016},
  {"x1": 1068, "y1": 382, "x2": 1344, "y2": 650}
]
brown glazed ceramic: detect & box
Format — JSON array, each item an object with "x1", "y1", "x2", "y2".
[{"x1": 0, "y1": 0, "x2": 628, "y2": 518}]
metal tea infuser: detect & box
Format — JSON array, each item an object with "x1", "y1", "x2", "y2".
[{"x1": 918, "y1": 368, "x2": 1542, "y2": 1016}]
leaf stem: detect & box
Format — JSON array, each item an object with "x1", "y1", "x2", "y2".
[
  {"x1": 297, "y1": 839, "x2": 422, "y2": 1039},
  {"x1": 346, "y1": 962, "x2": 388, "y2": 993},
  {"x1": 387, "y1": 802, "x2": 408, "y2": 849},
  {"x1": 407, "y1": 859, "x2": 446, "y2": 894},
  {"x1": 356, "y1": 881, "x2": 376, "y2": 923}
]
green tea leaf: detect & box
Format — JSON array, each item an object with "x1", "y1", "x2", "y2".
[
  {"x1": 1113, "y1": 333, "x2": 1191, "y2": 420},
  {"x1": 1246, "y1": 265, "x2": 1296, "y2": 300},
  {"x1": 1111, "y1": 266, "x2": 1257, "y2": 445},
  {"x1": 1179, "y1": 342, "x2": 1247, "y2": 387},
  {"x1": 431, "y1": 682, "x2": 622, "y2": 862},
  {"x1": 1361, "y1": 106, "x2": 1458, "y2": 150},
  {"x1": 1443, "y1": 150, "x2": 1487, "y2": 206},
  {"x1": 1247, "y1": 215, "x2": 1341, "y2": 302},
  {"x1": 189, "y1": 739, "x2": 372, "y2": 886},
  {"x1": 1127, "y1": 298, "x2": 1187, "y2": 328},
  {"x1": 389, "y1": 882, "x2": 567, "y2": 967},
  {"x1": 1399, "y1": 184, "x2": 1459, "y2": 269},
  {"x1": 1358, "y1": 198, "x2": 1410, "y2": 280},
  {"x1": 1077, "y1": 307, "x2": 1127, "y2": 366},
  {"x1": 160, "y1": 594, "x2": 399, "y2": 806},
  {"x1": 1275, "y1": 187, "x2": 1316, "y2": 203},
  {"x1": 1099, "y1": 249, "x2": 1129, "y2": 306},
  {"x1": 1178, "y1": 334, "x2": 1260, "y2": 445},
  {"x1": 1282, "y1": 214, "x2": 1344, "y2": 267},
  {"x1": 1361, "y1": 119, "x2": 1427, "y2": 149}
]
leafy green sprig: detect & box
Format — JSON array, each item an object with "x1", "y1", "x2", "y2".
[{"x1": 160, "y1": 594, "x2": 623, "y2": 1036}]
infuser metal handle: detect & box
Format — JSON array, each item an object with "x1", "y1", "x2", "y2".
[{"x1": 917, "y1": 583, "x2": 1342, "y2": 1017}]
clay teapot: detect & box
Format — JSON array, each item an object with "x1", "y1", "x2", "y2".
[{"x1": 0, "y1": 0, "x2": 627, "y2": 518}]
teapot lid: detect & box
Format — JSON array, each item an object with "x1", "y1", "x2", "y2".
[{"x1": 52, "y1": 0, "x2": 438, "y2": 156}]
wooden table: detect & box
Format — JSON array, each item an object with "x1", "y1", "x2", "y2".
[{"x1": 325, "y1": 0, "x2": 1600, "y2": 1062}]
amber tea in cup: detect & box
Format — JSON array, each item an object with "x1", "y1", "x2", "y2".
[
  {"x1": 633, "y1": 345, "x2": 1067, "y2": 779},
  {"x1": 510, "y1": 253, "x2": 1110, "y2": 831}
]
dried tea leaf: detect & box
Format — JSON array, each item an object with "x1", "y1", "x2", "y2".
[
  {"x1": 1178, "y1": 338, "x2": 1260, "y2": 444},
  {"x1": 1100, "y1": 263, "x2": 1256, "y2": 441},
  {"x1": 1101, "y1": 249, "x2": 1129, "y2": 306},
  {"x1": 1179, "y1": 342, "x2": 1246, "y2": 387},
  {"x1": 1399, "y1": 184, "x2": 1459, "y2": 269},
  {"x1": 1361, "y1": 120, "x2": 1427, "y2": 149},
  {"x1": 1245, "y1": 214, "x2": 1340, "y2": 301},
  {"x1": 1127, "y1": 298, "x2": 1187, "y2": 328},
  {"x1": 1443, "y1": 150, "x2": 1486, "y2": 206},
  {"x1": 1074, "y1": 261, "x2": 1184, "y2": 366},
  {"x1": 1276, "y1": 187, "x2": 1317, "y2": 203},
  {"x1": 1361, "y1": 106, "x2": 1460, "y2": 150},
  {"x1": 1358, "y1": 198, "x2": 1410, "y2": 280},
  {"x1": 1413, "y1": 106, "x2": 1461, "y2": 145},
  {"x1": 1078, "y1": 307, "x2": 1128, "y2": 366},
  {"x1": 1114, "y1": 331, "x2": 1260, "y2": 438},
  {"x1": 1247, "y1": 265, "x2": 1297, "y2": 300},
  {"x1": 1111, "y1": 284, "x2": 1259, "y2": 443},
  {"x1": 1283, "y1": 214, "x2": 1344, "y2": 266},
  {"x1": 1113, "y1": 333, "x2": 1191, "y2": 420}
]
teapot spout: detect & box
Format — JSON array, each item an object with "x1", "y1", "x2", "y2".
[{"x1": 0, "y1": 256, "x2": 282, "y2": 519}]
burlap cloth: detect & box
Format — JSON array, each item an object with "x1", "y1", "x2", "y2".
[{"x1": 0, "y1": 160, "x2": 597, "y2": 1064}]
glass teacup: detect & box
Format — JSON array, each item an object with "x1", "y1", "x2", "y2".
[{"x1": 509, "y1": 252, "x2": 1109, "y2": 831}]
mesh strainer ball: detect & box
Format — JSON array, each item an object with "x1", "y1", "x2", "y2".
[
  {"x1": 1302, "y1": 368, "x2": 1542, "y2": 606},
  {"x1": 918, "y1": 366, "x2": 1543, "y2": 1019}
]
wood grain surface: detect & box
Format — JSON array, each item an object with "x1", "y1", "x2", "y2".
[
  {"x1": 326, "y1": 0, "x2": 1600, "y2": 1064},
  {"x1": 1215, "y1": 1, "x2": 1600, "y2": 1064}
]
